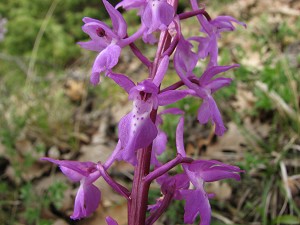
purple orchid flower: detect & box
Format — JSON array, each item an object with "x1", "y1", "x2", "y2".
[
  {"x1": 78, "y1": 0, "x2": 127, "y2": 85},
  {"x1": 174, "y1": 118, "x2": 243, "y2": 225},
  {"x1": 106, "y1": 57, "x2": 193, "y2": 165},
  {"x1": 189, "y1": 0, "x2": 246, "y2": 67},
  {"x1": 117, "y1": 0, "x2": 174, "y2": 44},
  {"x1": 179, "y1": 160, "x2": 242, "y2": 225},
  {"x1": 41, "y1": 157, "x2": 101, "y2": 219},
  {"x1": 116, "y1": 78, "x2": 192, "y2": 165},
  {"x1": 174, "y1": 38, "x2": 239, "y2": 135}
]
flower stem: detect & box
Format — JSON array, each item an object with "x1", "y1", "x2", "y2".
[
  {"x1": 145, "y1": 190, "x2": 174, "y2": 225},
  {"x1": 128, "y1": 144, "x2": 153, "y2": 225},
  {"x1": 144, "y1": 155, "x2": 193, "y2": 184},
  {"x1": 98, "y1": 163, "x2": 131, "y2": 200},
  {"x1": 128, "y1": 1, "x2": 179, "y2": 224},
  {"x1": 128, "y1": 31, "x2": 172, "y2": 225},
  {"x1": 178, "y1": 8, "x2": 206, "y2": 20},
  {"x1": 129, "y1": 42, "x2": 152, "y2": 67}
]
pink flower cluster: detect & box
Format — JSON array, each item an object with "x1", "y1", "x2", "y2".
[{"x1": 42, "y1": 0, "x2": 246, "y2": 224}]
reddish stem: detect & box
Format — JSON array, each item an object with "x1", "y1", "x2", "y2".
[
  {"x1": 128, "y1": 1, "x2": 178, "y2": 224},
  {"x1": 178, "y1": 8, "x2": 206, "y2": 20},
  {"x1": 129, "y1": 42, "x2": 152, "y2": 68},
  {"x1": 128, "y1": 144, "x2": 153, "y2": 225}
]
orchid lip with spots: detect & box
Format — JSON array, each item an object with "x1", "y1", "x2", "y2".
[{"x1": 42, "y1": 0, "x2": 246, "y2": 224}]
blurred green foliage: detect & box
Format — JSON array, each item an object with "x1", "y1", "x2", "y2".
[{"x1": 0, "y1": 0, "x2": 119, "y2": 69}]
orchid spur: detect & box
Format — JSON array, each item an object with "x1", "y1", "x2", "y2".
[{"x1": 43, "y1": 0, "x2": 246, "y2": 224}]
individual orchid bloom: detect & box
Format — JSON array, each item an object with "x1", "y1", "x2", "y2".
[
  {"x1": 41, "y1": 157, "x2": 101, "y2": 219},
  {"x1": 78, "y1": 0, "x2": 127, "y2": 85},
  {"x1": 174, "y1": 38, "x2": 239, "y2": 135},
  {"x1": 117, "y1": 0, "x2": 175, "y2": 44},
  {"x1": 116, "y1": 79, "x2": 193, "y2": 165},
  {"x1": 107, "y1": 64, "x2": 193, "y2": 164},
  {"x1": 179, "y1": 160, "x2": 242, "y2": 225},
  {"x1": 192, "y1": 15, "x2": 245, "y2": 67},
  {"x1": 175, "y1": 119, "x2": 243, "y2": 225},
  {"x1": 190, "y1": 0, "x2": 246, "y2": 67}
]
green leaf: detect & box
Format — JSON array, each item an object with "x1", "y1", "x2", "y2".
[{"x1": 273, "y1": 215, "x2": 300, "y2": 225}]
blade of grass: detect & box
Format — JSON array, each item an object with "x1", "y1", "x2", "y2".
[{"x1": 26, "y1": 0, "x2": 60, "y2": 85}]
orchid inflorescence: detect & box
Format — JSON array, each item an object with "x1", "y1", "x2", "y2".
[{"x1": 42, "y1": 0, "x2": 246, "y2": 224}]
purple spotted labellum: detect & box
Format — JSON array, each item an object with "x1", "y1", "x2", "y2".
[{"x1": 108, "y1": 70, "x2": 193, "y2": 165}]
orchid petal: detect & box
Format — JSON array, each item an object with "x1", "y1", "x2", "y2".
[
  {"x1": 77, "y1": 40, "x2": 106, "y2": 52},
  {"x1": 103, "y1": 0, "x2": 127, "y2": 38},
  {"x1": 199, "y1": 64, "x2": 239, "y2": 84},
  {"x1": 157, "y1": 173, "x2": 190, "y2": 196},
  {"x1": 198, "y1": 97, "x2": 226, "y2": 136},
  {"x1": 107, "y1": 72, "x2": 135, "y2": 93},
  {"x1": 71, "y1": 184, "x2": 101, "y2": 219},
  {"x1": 199, "y1": 168, "x2": 241, "y2": 182},
  {"x1": 158, "y1": 89, "x2": 194, "y2": 106},
  {"x1": 197, "y1": 98, "x2": 211, "y2": 125},
  {"x1": 106, "y1": 216, "x2": 119, "y2": 225},
  {"x1": 142, "y1": 32, "x2": 158, "y2": 44},
  {"x1": 82, "y1": 21, "x2": 117, "y2": 41},
  {"x1": 90, "y1": 44, "x2": 121, "y2": 85},
  {"x1": 187, "y1": 160, "x2": 243, "y2": 182},
  {"x1": 151, "y1": 130, "x2": 167, "y2": 165},
  {"x1": 153, "y1": 55, "x2": 169, "y2": 86},
  {"x1": 116, "y1": 0, "x2": 146, "y2": 10},
  {"x1": 118, "y1": 113, "x2": 158, "y2": 165},
  {"x1": 207, "y1": 35, "x2": 218, "y2": 67},
  {"x1": 189, "y1": 36, "x2": 210, "y2": 59},
  {"x1": 142, "y1": 0, "x2": 174, "y2": 34},
  {"x1": 175, "y1": 37, "x2": 198, "y2": 73},
  {"x1": 206, "y1": 77, "x2": 232, "y2": 93},
  {"x1": 41, "y1": 157, "x2": 96, "y2": 181},
  {"x1": 210, "y1": 16, "x2": 247, "y2": 32},
  {"x1": 176, "y1": 117, "x2": 186, "y2": 157},
  {"x1": 180, "y1": 189, "x2": 211, "y2": 225}
]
